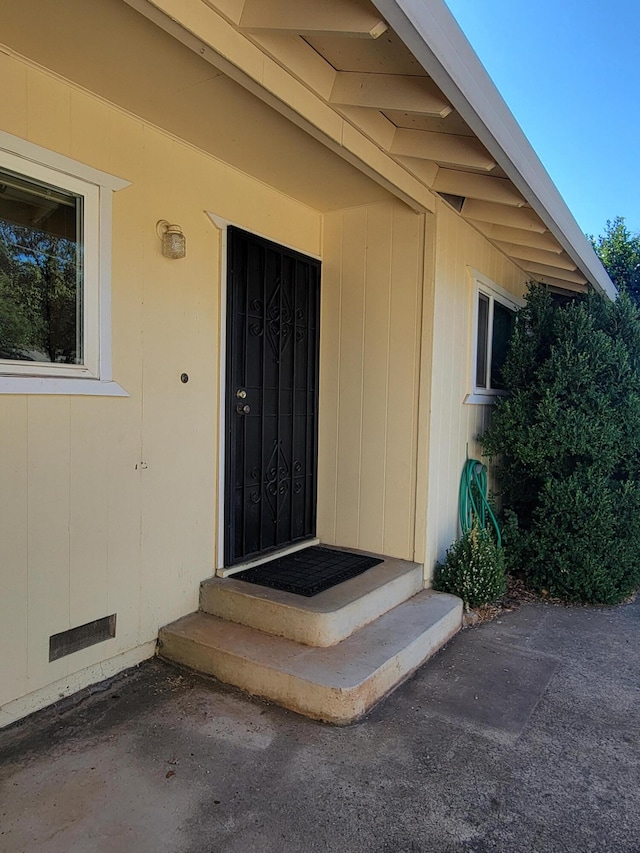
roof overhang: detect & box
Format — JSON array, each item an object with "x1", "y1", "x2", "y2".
[
  {"x1": 372, "y1": 0, "x2": 616, "y2": 299},
  {"x1": 123, "y1": 0, "x2": 616, "y2": 298}
]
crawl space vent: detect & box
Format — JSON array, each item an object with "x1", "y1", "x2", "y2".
[{"x1": 49, "y1": 614, "x2": 116, "y2": 662}]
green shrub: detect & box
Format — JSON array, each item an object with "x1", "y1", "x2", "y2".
[
  {"x1": 434, "y1": 520, "x2": 506, "y2": 608},
  {"x1": 481, "y1": 284, "x2": 640, "y2": 604}
]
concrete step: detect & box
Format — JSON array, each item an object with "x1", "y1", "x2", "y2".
[
  {"x1": 159, "y1": 590, "x2": 462, "y2": 724},
  {"x1": 200, "y1": 556, "x2": 423, "y2": 647}
]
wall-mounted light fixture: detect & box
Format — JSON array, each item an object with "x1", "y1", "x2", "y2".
[{"x1": 156, "y1": 219, "x2": 186, "y2": 260}]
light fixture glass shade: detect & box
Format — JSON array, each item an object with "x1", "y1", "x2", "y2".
[{"x1": 162, "y1": 224, "x2": 186, "y2": 259}]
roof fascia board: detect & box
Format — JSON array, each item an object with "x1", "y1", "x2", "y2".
[{"x1": 371, "y1": 0, "x2": 616, "y2": 299}]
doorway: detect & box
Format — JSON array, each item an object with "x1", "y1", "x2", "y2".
[{"x1": 224, "y1": 227, "x2": 320, "y2": 566}]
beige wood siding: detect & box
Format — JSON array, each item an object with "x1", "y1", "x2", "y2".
[
  {"x1": 424, "y1": 200, "x2": 528, "y2": 579},
  {"x1": 0, "y1": 51, "x2": 322, "y2": 718},
  {"x1": 318, "y1": 201, "x2": 425, "y2": 560}
]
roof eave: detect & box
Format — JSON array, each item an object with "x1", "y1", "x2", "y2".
[{"x1": 371, "y1": 0, "x2": 617, "y2": 300}]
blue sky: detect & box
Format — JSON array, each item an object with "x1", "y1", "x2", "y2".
[{"x1": 444, "y1": 0, "x2": 640, "y2": 239}]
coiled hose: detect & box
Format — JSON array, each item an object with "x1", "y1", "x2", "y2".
[{"x1": 459, "y1": 459, "x2": 501, "y2": 547}]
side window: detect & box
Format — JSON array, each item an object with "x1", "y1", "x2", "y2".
[
  {"x1": 0, "y1": 136, "x2": 128, "y2": 394},
  {"x1": 470, "y1": 273, "x2": 521, "y2": 401}
]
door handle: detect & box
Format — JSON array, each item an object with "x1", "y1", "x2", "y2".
[{"x1": 237, "y1": 404, "x2": 251, "y2": 414}]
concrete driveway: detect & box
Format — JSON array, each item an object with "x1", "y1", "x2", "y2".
[{"x1": 1, "y1": 598, "x2": 639, "y2": 853}]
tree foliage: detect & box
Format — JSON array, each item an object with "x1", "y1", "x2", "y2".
[
  {"x1": 589, "y1": 216, "x2": 640, "y2": 303},
  {"x1": 481, "y1": 283, "x2": 640, "y2": 605}
]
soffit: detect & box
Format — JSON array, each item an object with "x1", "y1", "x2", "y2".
[
  {"x1": 302, "y1": 12, "x2": 588, "y2": 291},
  {"x1": 383, "y1": 111, "x2": 474, "y2": 136},
  {"x1": 125, "y1": 0, "x2": 600, "y2": 294},
  {"x1": 305, "y1": 31, "x2": 425, "y2": 75}
]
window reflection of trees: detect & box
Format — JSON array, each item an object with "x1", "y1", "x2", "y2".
[{"x1": 0, "y1": 218, "x2": 80, "y2": 364}]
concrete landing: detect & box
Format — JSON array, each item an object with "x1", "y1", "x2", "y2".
[
  {"x1": 159, "y1": 590, "x2": 462, "y2": 724},
  {"x1": 200, "y1": 557, "x2": 423, "y2": 647}
]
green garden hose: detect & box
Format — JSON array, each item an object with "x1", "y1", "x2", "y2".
[{"x1": 459, "y1": 459, "x2": 502, "y2": 547}]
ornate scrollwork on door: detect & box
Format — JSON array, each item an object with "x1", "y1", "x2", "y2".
[
  {"x1": 248, "y1": 299, "x2": 264, "y2": 337},
  {"x1": 266, "y1": 277, "x2": 295, "y2": 359},
  {"x1": 264, "y1": 439, "x2": 291, "y2": 519}
]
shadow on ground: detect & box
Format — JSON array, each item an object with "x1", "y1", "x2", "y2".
[{"x1": 1, "y1": 599, "x2": 639, "y2": 853}]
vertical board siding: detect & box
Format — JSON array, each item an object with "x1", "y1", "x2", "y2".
[
  {"x1": 334, "y1": 210, "x2": 367, "y2": 547},
  {"x1": 316, "y1": 213, "x2": 343, "y2": 545},
  {"x1": 0, "y1": 51, "x2": 27, "y2": 138},
  {"x1": 384, "y1": 206, "x2": 423, "y2": 557},
  {"x1": 359, "y1": 205, "x2": 392, "y2": 555},
  {"x1": 0, "y1": 51, "x2": 322, "y2": 715},
  {"x1": 424, "y1": 202, "x2": 528, "y2": 579},
  {"x1": 319, "y1": 201, "x2": 424, "y2": 560},
  {"x1": 25, "y1": 67, "x2": 72, "y2": 154},
  {"x1": 26, "y1": 397, "x2": 72, "y2": 691},
  {"x1": 69, "y1": 400, "x2": 110, "y2": 628},
  {"x1": 0, "y1": 399, "x2": 29, "y2": 705}
]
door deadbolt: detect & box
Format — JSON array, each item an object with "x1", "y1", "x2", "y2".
[{"x1": 236, "y1": 389, "x2": 247, "y2": 399}]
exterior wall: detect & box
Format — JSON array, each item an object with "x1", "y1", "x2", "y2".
[
  {"x1": 0, "y1": 1, "x2": 535, "y2": 726},
  {"x1": 424, "y1": 200, "x2": 528, "y2": 578},
  {"x1": 0, "y1": 50, "x2": 322, "y2": 726},
  {"x1": 318, "y1": 201, "x2": 425, "y2": 560}
]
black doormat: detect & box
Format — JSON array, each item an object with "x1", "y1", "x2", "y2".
[{"x1": 233, "y1": 547, "x2": 383, "y2": 597}]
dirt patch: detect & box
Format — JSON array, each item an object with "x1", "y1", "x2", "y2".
[
  {"x1": 468, "y1": 576, "x2": 573, "y2": 626},
  {"x1": 467, "y1": 575, "x2": 638, "y2": 626}
]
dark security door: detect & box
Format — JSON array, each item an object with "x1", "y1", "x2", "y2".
[{"x1": 225, "y1": 227, "x2": 320, "y2": 566}]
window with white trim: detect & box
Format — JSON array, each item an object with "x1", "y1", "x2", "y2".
[
  {"x1": 470, "y1": 273, "x2": 523, "y2": 401},
  {"x1": 0, "y1": 156, "x2": 97, "y2": 375},
  {"x1": 0, "y1": 134, "x2": 128, "y2": 395}
]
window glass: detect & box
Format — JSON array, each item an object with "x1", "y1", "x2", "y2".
[
  {"x1": 475, "y1": 292, "x2": 489, "y2": 388},
  {"x1": 0, "y1": 168, "x2": 82, "y2": 364},
  {"x1": 490, "y1": 300, "x2": 515, "y2": 390},
  {"x1": 472, "y1": 279, "x2": 519, "y2": 399}
]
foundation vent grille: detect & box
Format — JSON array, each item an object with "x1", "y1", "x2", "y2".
[{"x1": 49, "y1": 614, "x2": 116, "y2": 662}]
